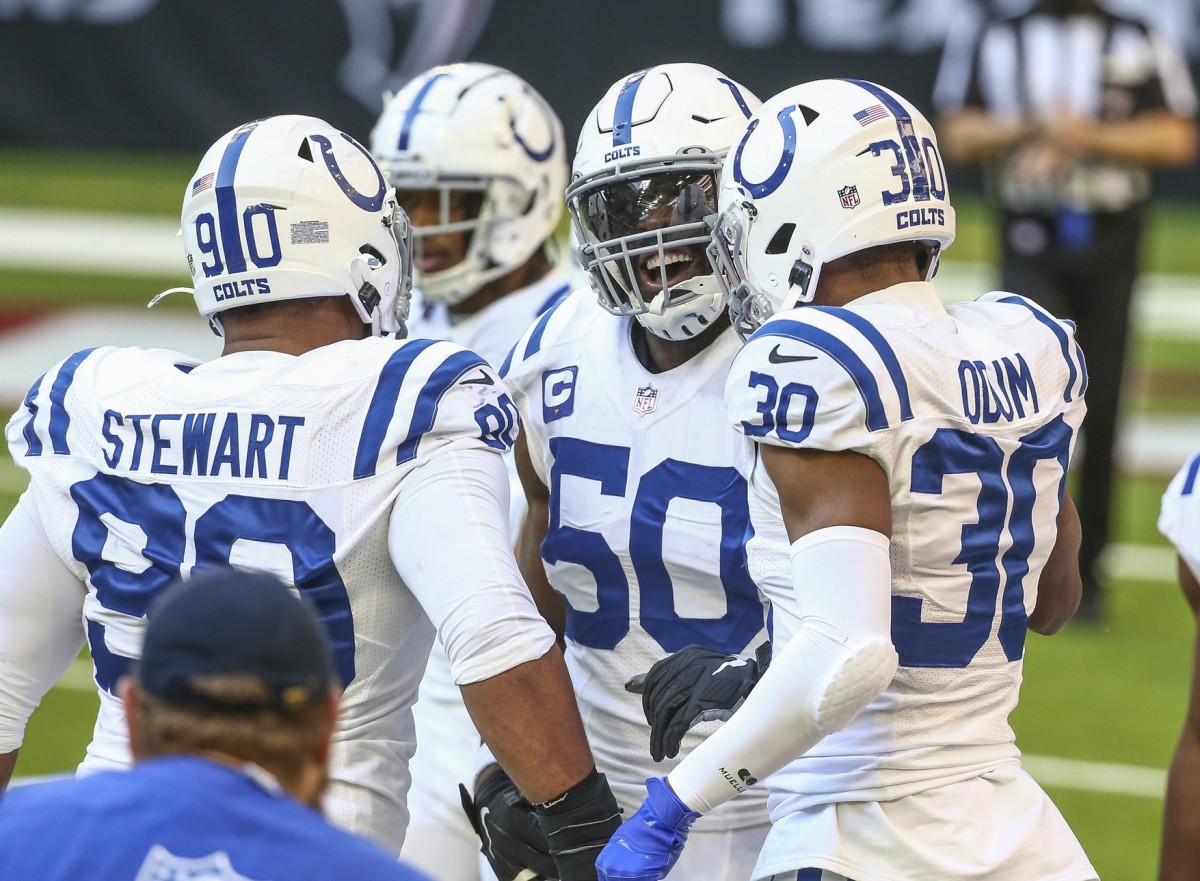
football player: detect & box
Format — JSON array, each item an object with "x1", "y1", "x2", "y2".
[
  {"x1": 500, "y1": 63, "x2": 772, "y2": 879},
  {"x1": 596, "y1": 79, "x2": 1099, "y2": 881},
  {"x1": 0, "y1": 115, "x2": 620, "y2": 880},
  {"x1": 369, "y1": 62, "x2": 573, "y2": 881},
  {"x1": 1158, "y1": 449, "x2": 1200, "y2": 881}
]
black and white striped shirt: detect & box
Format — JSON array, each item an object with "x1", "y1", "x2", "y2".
[{"x1": 934, "y1": 1, "x2": 1197, "y2": 212}]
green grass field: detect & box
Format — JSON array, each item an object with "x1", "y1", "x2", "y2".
[{"x1": 1, "y1": 146, "x2": 1198, "y2": 880}]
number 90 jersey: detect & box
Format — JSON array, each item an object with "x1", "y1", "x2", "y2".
[
  {"x1": 5, "y1": 336, "x2": 515, "y2": 850},
  {"x1": 725, "y1": 283, "x2": 1087, "y2": 809},
  {"x1": 503, "y1": 291, "x2": 769, "y2": 828}
]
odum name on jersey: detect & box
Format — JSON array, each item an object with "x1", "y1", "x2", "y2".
[
  {"x1": 101, "y1": 409, "x2": 306, "y2": 481},
  {"x1": 958, "y1": 353, "x2": 1040, "y2": 425}
]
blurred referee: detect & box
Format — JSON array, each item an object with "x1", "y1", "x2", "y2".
[{"x1": 934, "y1": 0, "x2": 1198, "y2": 621}]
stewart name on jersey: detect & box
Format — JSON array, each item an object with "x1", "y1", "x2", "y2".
[{"x1": 5, "y1": 335, "x2": 516, "y2": 851}]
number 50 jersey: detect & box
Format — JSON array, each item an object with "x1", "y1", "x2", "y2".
[
  {"x1": 4, "y1": 335, "x2": 516, "y2": 851},
  {"x1": 504, "y1": 291, "x2": 769, "y2": 829},
  {"x1": 726, "y1": 283, "x2": 1087, "y2": 811}
]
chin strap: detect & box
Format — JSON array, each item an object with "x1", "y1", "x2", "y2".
[{"x1": 146, "y1": 286, "x2": 195, "y2": 309}]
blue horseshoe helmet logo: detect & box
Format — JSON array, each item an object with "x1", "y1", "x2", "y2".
[
  {"x1": 312, "y1": 132, "x2": 387, "y2": 212},
  {"x1": 509, "y1": 88, "x2": 557, "y2": 163},
  {"x1": 732, "y1": 105, "x2": 800, "y2": 199}
]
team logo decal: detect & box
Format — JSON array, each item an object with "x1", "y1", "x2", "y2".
[
  {"x1": 731, "y1": 104, "x2": 800, "y2": 199},
  {"x1": 838, "y1": 185, "x2": 861, "y2": 209},
  {"x1": 134, "y1": 845, "x2": 258, "y2": 881},
  {"x1": 634, "y1": 385, "x2": 659, "y2": 414}
]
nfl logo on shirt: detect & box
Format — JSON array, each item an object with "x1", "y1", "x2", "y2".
[
  {"x1": 633, "y1": 385, "x2": 659, "y2": 414},
  {"x1": 838, "y1": 185, "x2": 861, "y2": 209}
]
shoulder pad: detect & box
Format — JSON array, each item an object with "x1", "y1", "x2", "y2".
[
  {"x1": 500, "y1": 288, "x2": 594, "y2": 381},
  {"x1": 725, "y1": 308, "x2": 915, "y2": 451},
  {"x1": 352, "y1": 338, "x2": 514, "y2": 479},
  {"x1": 977, "y1": 292, "x2": 1088, "y2": 405}
]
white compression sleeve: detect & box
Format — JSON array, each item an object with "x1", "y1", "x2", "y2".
[
  {"x1": 0, "y1": 492, "x2": 87, "y2": 753},
  {"x1": 667, "y1": 525, "x2": 898, "y2": 813},
  {"x1": 389, "y1": 446, "x2": 555, "y2": 686}
]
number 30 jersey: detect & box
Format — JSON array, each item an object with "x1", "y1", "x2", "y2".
[
  {"x1": 725, "y1": 282, "x2": 1087, "y2": 810},
  {"x1": 503, "y1": 291, "x2": 769, "y2": 829},
  {"x1": 4, "y1": 336, "x2": 516, "y2": 850}
]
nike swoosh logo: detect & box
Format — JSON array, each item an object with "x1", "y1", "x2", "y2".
[
  {"x1": 768, "y1": 344, "x2": 818, "y2": 364},
  {"x1": 460, "y1": 369, "x2": 495, "y2": 386},
  {"x1": 713, "y1": 658, "x2": 749, "y2": 676}
]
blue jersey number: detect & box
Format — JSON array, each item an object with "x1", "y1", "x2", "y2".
[
  {"x1": 70, "y1": 473, "x2": 355, "y2": 692},
  {"x1": 893, "y1": 416, "x2": 1073, "y2": 667},
  {"x1": 542, "y1": 436, "x2": 762, "y2": 653}
]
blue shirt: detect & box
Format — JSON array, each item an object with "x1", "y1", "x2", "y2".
[{"x1": 0, "y1": 756, "x2": 430, "y2": 880}]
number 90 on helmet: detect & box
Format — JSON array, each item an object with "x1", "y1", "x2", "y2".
[
  {"x1": 709, "y1": 79, "x2": 956, "y2": 339},
  {"x1": 181, "y1": 115, "x2": 412, "y2": 337}
]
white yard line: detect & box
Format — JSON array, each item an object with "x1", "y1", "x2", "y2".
[{"x1": 1022, "y1": 754, "x2": 1167, "y2": 799}]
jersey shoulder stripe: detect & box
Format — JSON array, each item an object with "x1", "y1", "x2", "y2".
[
  {"x1": 747, "y1": 312, "x2": 908, "y2": 432},
  {"x1": 501, "y1": 290, "x2": 585, "y2": 378},
  {"x1": 353, "y1": 339, "x2": 487, "y2": 478},
  {"x1": 10, "y1": 347, "x2": 99, "y2": 459},
  {"x1": 1184, "y1": 450, "x2": 1200, "y2": 496},
  {"x1": 536, "y1": 281, "x2": 573, "y2": 316},
  {"x1": 394, "y1": 347, "x2": 489, "y2": 466},
  {"x1": 17, "y1": 372, "x2": 47, "y2": 457},
  {"x1": 988, "y1": 294, "x2": 1086, "y2": 402},
  {"x1": 811, "y1": 306, "x2": 914, "y2": 421}
]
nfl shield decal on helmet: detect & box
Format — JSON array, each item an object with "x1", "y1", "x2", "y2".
[
  {"x1": 634, "y1": 385, "x2": 659, "y2": 414},
  {"x1": 838, "y1": 185, "x2": 860, "y2": 209}
]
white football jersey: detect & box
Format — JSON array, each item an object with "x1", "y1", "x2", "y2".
[
  {"x1": 725, "y1": 282, "x2": 1092, "y2": 878},
  {"x1": 5, "y1": 336, "x2": 516, "y2": 852},
  {"x1": 1160, "y1": 449, "x2": 1200, "y2": 581},
  {"x1": 399, "y1": 270, "x2": 571, "y2": 881},
  {"x1": 504, "y1": 290, "x2": 769, "y2": 830}
]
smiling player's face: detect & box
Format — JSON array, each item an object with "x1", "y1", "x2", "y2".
[{"x1": 393, "y1": 188, "x2": 483, "y2": 276}]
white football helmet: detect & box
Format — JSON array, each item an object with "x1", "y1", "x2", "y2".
[
  {"x1": 567, "y1": 63, "x2": 761, "y2": 341},
  {"x1": 370, "y1": 62, "x2": 567, "y2": 305},
  {"x1": 181, "y1": 115, "x2": 412, "y2": 337},
  {"x1": 709, "y1": 78, "x2": 957, "y2": 339}
]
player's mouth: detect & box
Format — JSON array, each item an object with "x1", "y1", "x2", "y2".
[
  {"x1": 637, "y1": 246, "x2": 703, "y2": 294},
  {"x1": 417, "y1": 249, "x2": 453, "y2": 274}
]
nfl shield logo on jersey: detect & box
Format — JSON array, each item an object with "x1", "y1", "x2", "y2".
[
  {"x1": 838, "y1": 185, "x2": 861, "y2": 209},
  {"x1": 633, "y1": 385, "x2": 659, "y2": 414}
]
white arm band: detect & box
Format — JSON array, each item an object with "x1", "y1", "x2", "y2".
[
  {"x1": 0, "y1": 492, "x2": 87, "y2": 752},
  {"x1": 389, "y1": 446, "x2": 555, "y2": 686},
  {"x1": 667, "y1": 525, "x2": 898, "y2": 813}
]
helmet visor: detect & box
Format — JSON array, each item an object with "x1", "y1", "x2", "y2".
[{"x1": 571, "y1": 171, "x2": 717, "y2": 315}]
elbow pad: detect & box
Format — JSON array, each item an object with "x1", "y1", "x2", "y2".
[
  {"x1": 667, "y1": 525, "x2": 897, "y2": 814},
  {"x1": 790, "y1": 525, "x2": 898, "y2": 736}
]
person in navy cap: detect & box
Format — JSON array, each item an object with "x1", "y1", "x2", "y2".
[{"x1": 0, "y1": 568, "x2": 431, "y2": 881}]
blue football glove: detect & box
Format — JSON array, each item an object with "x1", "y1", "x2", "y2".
[{"x1": 595, "y1": 777, "x2": 701, "y2": 881}]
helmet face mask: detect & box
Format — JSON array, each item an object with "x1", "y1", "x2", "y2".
[
  {"x1": 370, "y1": 63, "x2": 567, "y2": 306},
  {"x1": 181, "y1": 115, "x2": 413, "y2": 338},
  {"x1": 569, "y1": 157, "x2": 719, "y2": 321},
  {"x1": 710, "y1": 79, "x2": 956, "y2": 339},
  {"x1": 568, "y1": 64, "x2": 761, "y2": 341}
]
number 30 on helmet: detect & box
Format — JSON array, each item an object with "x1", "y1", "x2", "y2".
[{"x1": 709, "y1": 79, "x2": 957, "y2": 339}]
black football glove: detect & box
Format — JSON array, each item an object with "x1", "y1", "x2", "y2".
[
  {"x1": 459, "y1": 766, "x2": 557, "y2": 881},
  {"x1": 627, "y1": 642, "x2": 771, "y2": 762},
  {"x1": 534, "y1": 767, "x2": 623, "y2": 881}
]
